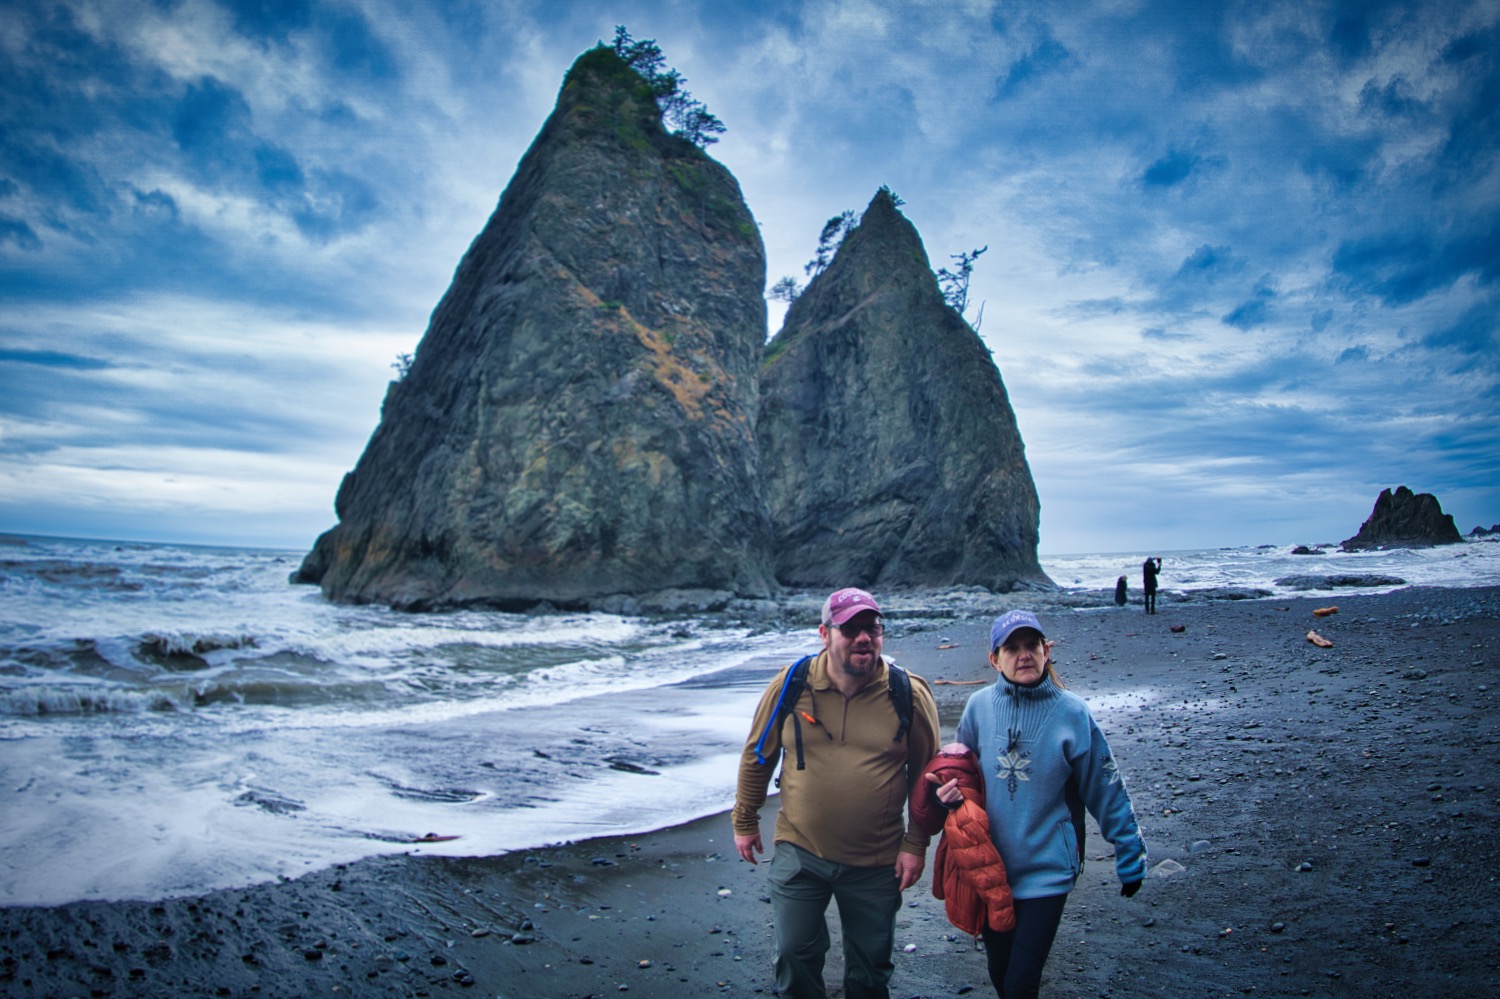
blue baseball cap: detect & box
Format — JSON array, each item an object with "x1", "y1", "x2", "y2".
[{"x1": 990, "y1": 610, "x2": 1045, "y2": 651}]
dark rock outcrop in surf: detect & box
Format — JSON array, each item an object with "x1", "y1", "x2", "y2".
[{"x1": 1339, "y1": 486, "x2": 1463, "y2": 552}]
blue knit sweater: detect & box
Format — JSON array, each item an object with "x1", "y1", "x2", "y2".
[{"x1": 956, "y1": 673, "x2": 1147, "y2": 899}]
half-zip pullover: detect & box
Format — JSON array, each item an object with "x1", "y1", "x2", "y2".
[
  {"x1": 956, "y1": 673, "x2": 1147, "y2": 897},
  {"x1": 734, "y1": 651, "x2": 940, "y2": 866}
]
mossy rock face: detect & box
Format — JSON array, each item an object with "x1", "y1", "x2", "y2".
[
  {"x1": 299, "y1": 48, "x2": 773, "y2": 608},
  {"x1": 758, "y1": 189, "x2": 1052, "y2": 592}
]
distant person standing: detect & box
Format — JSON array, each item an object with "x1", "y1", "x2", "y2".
[
  {"x1": 1113, "y1": 576, "x2": 1128, "y2": 606},
  {"x1": 1142, "y1": 557, "x2": 1161, "y2": 614},
  {"x1": 733, "y1": 587, "x2": 940, "y2": 999}
]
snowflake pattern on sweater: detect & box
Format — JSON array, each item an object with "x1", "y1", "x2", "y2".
[{"x1": 997, "y1": 748, "x2": 1031, "y2": 795}]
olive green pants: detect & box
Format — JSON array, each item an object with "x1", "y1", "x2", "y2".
[{"x1": 768, "y1": 842, "x2": 901, "y2": 999}]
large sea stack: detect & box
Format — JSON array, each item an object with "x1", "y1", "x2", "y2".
[
  {"x1": 757, "y1": 189, "x2": 1051, "y2": 591},
  {"x1": 1340, "y1": 486, "x2": 1464, "y2": 551},
  {"x1": 296, "y1": 48, "x2": 774, "y2": 608}
]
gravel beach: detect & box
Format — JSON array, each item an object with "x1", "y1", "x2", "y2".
[{"x1": 4, "y1": 585, "x2": 1497, "y2": 998}]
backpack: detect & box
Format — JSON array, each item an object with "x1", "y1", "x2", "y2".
[{"x1": 752, "y1": 655, "x2": 914, "y2": 782}]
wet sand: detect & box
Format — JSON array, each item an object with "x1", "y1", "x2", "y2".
[{"x1": 3, "y1": 585, "x2": 1497, "y2": 997}]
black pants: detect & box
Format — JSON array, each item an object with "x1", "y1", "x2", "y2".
[
  {"x1": 1143, "y1": 588, "x2": 1157, "y2": 614},
  {"x1": 980, "y1": 893, "x2": 1068, "y2": 999}
]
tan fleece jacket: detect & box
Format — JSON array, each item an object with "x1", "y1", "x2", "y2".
[{"x1": 733, "y1": 652, "x2": 940, "y2": 867}]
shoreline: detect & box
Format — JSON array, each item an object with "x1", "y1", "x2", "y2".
[{"x1": 4, "y1": 585, "x2": 1498, "y2": 997}]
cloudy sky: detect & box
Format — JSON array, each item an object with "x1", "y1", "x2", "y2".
[{"x1": 2, "y1": 0, "x2": 1496, "y2": 556}]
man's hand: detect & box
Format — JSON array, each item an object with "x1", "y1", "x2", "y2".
[
  {"x1": 894, "y1": 851, "x2": 925, "y2": 891},
  {"x1": 735, "y1": 832, "x2": 763, "y2": 865}
]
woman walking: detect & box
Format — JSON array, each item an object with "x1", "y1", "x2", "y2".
[{"x1": 927, "y1": 609, "x2": 1147, "y2": 998}]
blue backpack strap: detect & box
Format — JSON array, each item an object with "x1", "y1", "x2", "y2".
[{"x1": 753, "y1": 655, "x2": 814, "y2": 766}]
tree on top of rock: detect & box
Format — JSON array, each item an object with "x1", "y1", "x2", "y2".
[
  {"x1": 936, "y1": 245, "x2": 987, "y2": 320},
  {"x1": 609, "y1": 26, "x2": 726, "y2": 148},
  {"x1": 804, "y1": 210, "x2": 859, "y2": 279}
]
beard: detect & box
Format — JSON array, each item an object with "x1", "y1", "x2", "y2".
[{"x1": 836, "y1": 642, "x2": 880, "y2": 676}]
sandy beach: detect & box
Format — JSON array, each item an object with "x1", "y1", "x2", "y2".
[{"x1": 3, "y1": 585, "x2": 1497, "y2": 998}]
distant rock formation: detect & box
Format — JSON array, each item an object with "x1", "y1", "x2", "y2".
[
  {"x1": 1339, "y1": 486, "x2": 1464, "y2": 552},
  {"x1": 295, "y1": 48, "x2": 774, "y2": 608},
  {"x1": 1273, "y1": 574, "x2": 1407, "y2": 590},
  {"x1": 1470, "y1": 524, "x2": 1500, "y2": 537},
  {"x1": 757, "y1": 188, "x2": 1051, "y2": 592}
]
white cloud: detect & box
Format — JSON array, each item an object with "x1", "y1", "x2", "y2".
[{"x1": 0, "y1": 442, "x2": 342, "y2": 548}]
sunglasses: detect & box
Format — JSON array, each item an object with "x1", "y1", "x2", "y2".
[{"x1": 836, "y1": 620, "x2": 884, "y2": 639}]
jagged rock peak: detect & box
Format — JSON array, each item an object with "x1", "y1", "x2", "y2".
[
  {"x1": 295, "y1": 46, "x2": 774, "y2": 609},
  {"x1": 1340, "y1": 486, "x2": 1464, "y2": 551},
  {"x1": 757, "y1": 188, "x2": 1052, "y2": 592}
]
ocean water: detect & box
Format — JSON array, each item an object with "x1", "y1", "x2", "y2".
[
  {"x1": 1039, "y1": 539, "x2": 1500, "y2": 594},
  {"x1": 2, "y1": 533, "x2": 1496, "y2": 907}
]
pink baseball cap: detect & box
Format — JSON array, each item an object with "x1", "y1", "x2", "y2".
[{"x1": 821, "y1": 587, "x2": 882, "y2": 627}]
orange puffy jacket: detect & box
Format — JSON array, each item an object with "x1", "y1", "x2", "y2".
[{"x1": 912, "y1": 748, "x2": 1016, "y2": 936}]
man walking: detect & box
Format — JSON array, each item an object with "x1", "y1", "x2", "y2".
[{"x1": 733, "y1": 587, "x2": 940, "y2": 999}]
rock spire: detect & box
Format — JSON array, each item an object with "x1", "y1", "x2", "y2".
[
  {"x1": 296, "y1": 47, "x2": 774, "y2": 608},
  {"x1": 757, "y1": 188, "x2": 1051, "y2": 591},
  {"x1": 1340, "y1": 486, "x2": 1464, "y2": 551}
]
